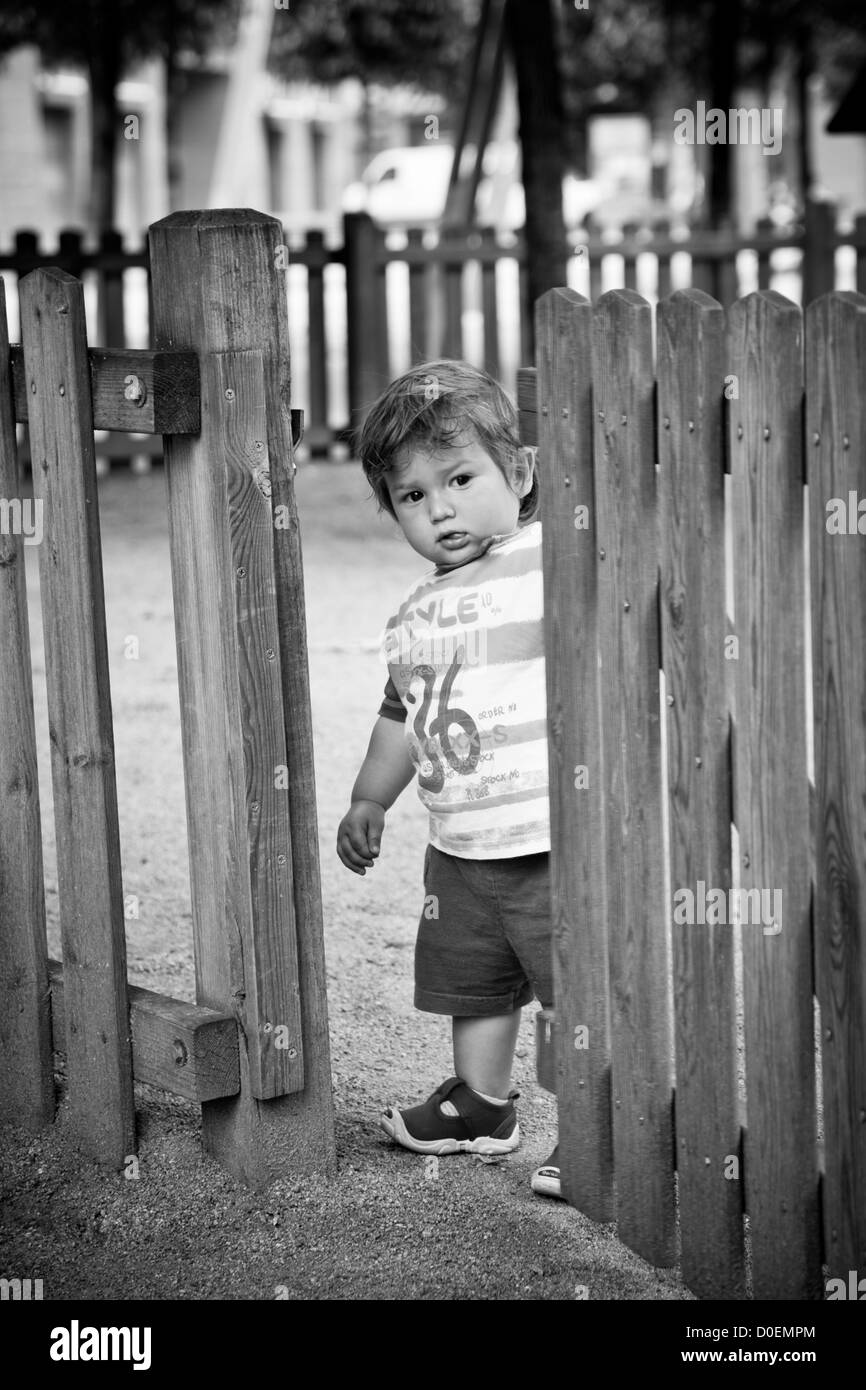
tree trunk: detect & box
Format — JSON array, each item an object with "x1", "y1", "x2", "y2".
[
  {"x1": 165, "y1": 22, "x2": 186, "y2": 210},
  {"x1": 793, "y1": 21, "x2": 813, "y2": 204},
  {"x1": 704, "y1": 0, "x2": 742, "y2": 229},
  {"x1": 87, "y1": 37, "x2": 121, "y2": 233},
  {"x1": 504, "y1": 0, "x2": 567, "y2": 355}
]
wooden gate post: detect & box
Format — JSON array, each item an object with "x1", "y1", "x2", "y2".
[
  {"x1": 148, "y1": 210, "x2": 336, "y2": 1186},
  {"x1": 344, "y1": 212, "x2": 388, "y2": 427}
]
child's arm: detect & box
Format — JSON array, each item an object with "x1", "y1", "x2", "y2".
[{"x1": 337, "y1": 716, "x2": 417, "y2": 874}]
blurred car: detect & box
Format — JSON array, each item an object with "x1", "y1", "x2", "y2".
[{"x1": 342, "y1": 142, "x2": 606, "y2": 231}]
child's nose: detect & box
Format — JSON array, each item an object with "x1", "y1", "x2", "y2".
[{"x1": 429, "y1": 493, "x2": 456, "y2": 521}]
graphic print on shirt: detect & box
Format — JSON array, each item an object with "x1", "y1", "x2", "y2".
[
  {"x1": 380, "y1": 521, "x2": 551, "y2": 857},
  {"x1": 405, "y1": 646, "x2": 481, "y2": 793}
]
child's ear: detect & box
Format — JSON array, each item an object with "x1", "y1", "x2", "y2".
[{"x1": 513, "y1": 445, "x2": 537, "y2": 498}]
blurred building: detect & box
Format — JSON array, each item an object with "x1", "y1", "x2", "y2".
[{"x1": 0, "y1": 39, "x2": 452, "y2": 246}]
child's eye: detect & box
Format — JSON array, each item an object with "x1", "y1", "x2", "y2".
[
  {"x1": 451, "y1": 474, "x2": 472, "y2": 487},
  {"x1": 404, "y1": 490, "x2": 423, "y2": 503}
]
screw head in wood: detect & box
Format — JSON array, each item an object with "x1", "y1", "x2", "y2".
[
  {"x1": 812, "y1": 432, "x2": 820, "y2": 445},
  {"x1": 663, "y1": 416, "x2": 670, "y2": 429},
  {"x1": 564, "y1": 477, "x2": 571, "y2": 486},
  {"x1": 598, "y1": 411, "x2": 605, "y2": 421},
  {"x1": 667, "y1": 695, "x2": 674, "y2": 705},
  {"x1": 743, "y1": 854, "x2": 750, "y2": 868},
  {"x1": 562, "y1": 407, "x2": 569, "y2": 418},
  {"x1": 599, "y1": 549, "x2": 605, "y2": 560},
  {"x1": 843, "y1": 435, "x2": 850, "y2": 449},
  {"x1": 695, "y1": 756, "x2": 702, "y2": 766},
  {"x1": 225, "y1": 388, "x2": 235, "y2": 401},
  {"x1": 620, "y1": 414, "x2": 627, "y2": 425},
  {"x1": 688, "y1": 420, "x2": 694, "y2": 432},
  {"x1": 266, "y1": 648, "x2": 276, "y2": 660},
  {"x1": 737, "y1": 425, "x2": 743, "y2": 439},
  {"x1": 623, "y1": 600, "x2": 630, "y2": 612},
  {"x1": 236, "y1": 566, "x2": 246, "y2": 578},
  {"x1": 763, "y1": 426, "x2": 770, "y2": 440},
  {"x1": 58, "y1": 385, "x2": 65, "y2": 396}
]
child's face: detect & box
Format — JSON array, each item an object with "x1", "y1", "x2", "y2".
[{"x1": 385, "y1": 434, "x2": 532, "y2": 568}]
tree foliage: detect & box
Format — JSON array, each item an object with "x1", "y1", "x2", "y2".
[
  {"x1": 0, "y1": 0, "x2": 240, "y2": 72},
  {"x1": 268, "y1": 0, "x2": 480, "y2": 95}
]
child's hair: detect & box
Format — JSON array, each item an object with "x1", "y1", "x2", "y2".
[{"x1": 357, "y1": 358, "x2": 539, "y2": 524}]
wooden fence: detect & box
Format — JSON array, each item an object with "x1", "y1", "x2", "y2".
[
  {"x1": 2, "y1": 202, "x2": 865, "y2": 459},
  {"x1": 0, "y1": 209, "x2": 336, "y2": 1187},
  {"x1": 527, "y1": 285, "x2": 866, "y2": 1300}
]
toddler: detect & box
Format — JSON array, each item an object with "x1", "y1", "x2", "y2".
[{"x1": 336, "y1": 359, "x2": 561, "y2": 1199}]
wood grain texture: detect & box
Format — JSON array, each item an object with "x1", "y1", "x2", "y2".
[
  {"x1": 536, "y1": 288, "x2": 614, "y2": 1221},
  {"x1": 728, "y1": 291, "x2": 820, "y2": 1298},
  {"x1": 11, "y1": 345, "x2": 200, "y2": 434},
  {"x1": 0, "y1": 277, "x2": 54, "y2": 1131},
  {"x1": 205, "y1": 349, "x2": 304, "y2": 1098},
  {"x1": 658, "y1": 290, "x2": 745, "y2": 1298},
  {"x1": 806, "y1": 290, "x2": 866, "y2": 1277},
  {"x1": 148, "y1": 209, "x2": 336, "y2": 1186},
  {"x1": 48, "y1": 960, "x2": 239, "y2": 1103},
  {"x1": 18, "y1": 267, "x2": 135, "y2": 1166},
  {"x1": 593, "y1": 288, "x2": 675, "y2": 1264}
]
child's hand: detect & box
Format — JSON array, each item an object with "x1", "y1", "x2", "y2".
[{"x1": 336, "y1": 800, "x2": 386, "y2": 875}]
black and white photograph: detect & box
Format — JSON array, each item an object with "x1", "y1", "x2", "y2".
[{"x1": 0, "y1": 0, "x2": 864, "y2": 1348}]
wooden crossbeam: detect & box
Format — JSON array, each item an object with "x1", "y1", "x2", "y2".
[
  {"x1": 48, "y1": 961, "x2": 240, "y2": 1104},
  {"x1": 10, "y1": 345, "x2": 200, "y2": 435}
]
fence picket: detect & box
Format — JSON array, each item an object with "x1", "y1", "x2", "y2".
[
  {"x1": 728, "y1": 290, "x2": 820, "y2": 1298},
  {"x1": 536, "y1": 288, "x2": 613, "y2": 1220},
  {"x1": 658, "y1": 289, "x2": 744, "y2": 1298},
  {"x1": 593, "y1": 289, "x2": 676, "y2": 1264},
  {"x1": 806, "y1": 290, "x2": 866, "y2": 1282},
  {"x1": 18, "y1": 267, "x2": 135, "y2": 1166},
  {"x1": 0, "y1": 277, "x2": 54, "y2": 1132}
]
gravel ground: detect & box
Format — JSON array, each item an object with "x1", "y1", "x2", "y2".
[{"x1": 0, "y1": 459, "x2": 692, "y2": 1302}]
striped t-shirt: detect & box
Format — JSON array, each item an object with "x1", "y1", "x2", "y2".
[{"x1": 378, "y1": 520, "x2": 550, "y2": 858}]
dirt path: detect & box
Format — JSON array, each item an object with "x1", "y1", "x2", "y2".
[{"x1": 0, "y1": 461, "x2": 691, "y2": 1301}]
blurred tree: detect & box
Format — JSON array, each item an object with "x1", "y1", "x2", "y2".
[
  {"x1": 0, "y1": 0, "x2": 240, "y2": 231},
  {"x1": 559, "y1": 0, "x2": 866, "y2": 228},
  {"x1": 504, "y1": 0, "x2": 568, "y2": 336},
  {"x1": 268, "y1": 0, "x2": 480, "y2": 166}
]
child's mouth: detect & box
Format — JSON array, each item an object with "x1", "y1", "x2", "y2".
[{"x1": 438, "y1": 531, "x2": 469, "y2": 549}]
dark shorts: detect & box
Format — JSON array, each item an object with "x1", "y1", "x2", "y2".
[{"x1": 414, "y1": 844, "x2": 554, "y2": 1017}]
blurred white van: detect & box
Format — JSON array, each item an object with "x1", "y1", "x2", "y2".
[{"x1": 342, "y1": 142, "x2": 606, "y2": 231}]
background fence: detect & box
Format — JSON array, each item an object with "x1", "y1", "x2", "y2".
[
  {"x1": 1, "y1": 200, "x2": 864, "y2": 461},
  {"x1": 0, "y1": 209, "x2": 336, "y2": 1188},
  {"x1": 528, "y1": 285, "x2": 866, "y2": 1300}
]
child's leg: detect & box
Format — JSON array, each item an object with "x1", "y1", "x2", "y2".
[{"x1": 452, "y1": 1010, "x2": 522, "y2": 1099}]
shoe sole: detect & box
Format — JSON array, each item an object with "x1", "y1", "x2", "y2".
[
  {"x1": 531, "y1": 1169, "x2": 564, "y2": 1199},
  {"x1": 380, "y1": 1109, "x2": 520, "y2": 1155}
]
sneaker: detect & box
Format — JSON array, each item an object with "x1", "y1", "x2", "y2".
[
  {"x1": 380, "y1": 1076, "x2": 520, "y2": 1156},
  {"x1": 531, "y1": 1145, "x2": 565, "y2": 1200}
]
